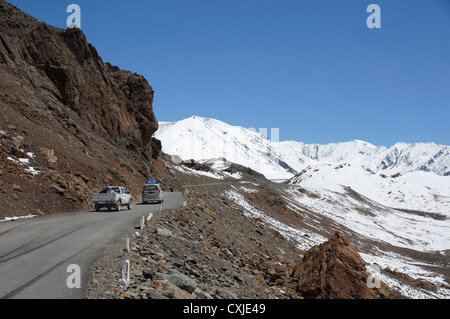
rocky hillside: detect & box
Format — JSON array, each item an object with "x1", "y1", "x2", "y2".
[
  {"x1": 85, "y1": 163, "x2": 389, "y2": 300},
  {"x1": 86, "y1": 158, "x2": 448, "y2": 299},
  {"x1": 0, "y1": 0, "x2": 180, "y2": 219}
]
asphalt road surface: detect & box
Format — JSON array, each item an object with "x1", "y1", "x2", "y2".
[{"x1": 0, "y1": 192, "x2": 185, "y2": 299}]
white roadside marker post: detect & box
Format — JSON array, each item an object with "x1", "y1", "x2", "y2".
[
  {"x1": 140, "y1": 216, "x2": 145, "y2": 230},
  {"x1": 125, "y1": 237, "x2": 130, "y2": 252}
]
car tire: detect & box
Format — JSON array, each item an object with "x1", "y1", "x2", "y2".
[{"x1": 116, "y1": 201, "x2": 121, "y2": 212}]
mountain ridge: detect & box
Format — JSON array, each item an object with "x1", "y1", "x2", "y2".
[{"x1": 156, "y1": 115, "x2": 450, "y2": 178}]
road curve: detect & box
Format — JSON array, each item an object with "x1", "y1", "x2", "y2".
[{"x1": 0, "y1": 192, "x2": 185, "y2": 299}]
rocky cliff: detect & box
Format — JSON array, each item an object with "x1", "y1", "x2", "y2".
[
  {"x1": 0, "y1": 0, "x2": 160, "y2": 156},
  {"x1": 0, "y1": 0, "x2": 176, "y2": 218}
]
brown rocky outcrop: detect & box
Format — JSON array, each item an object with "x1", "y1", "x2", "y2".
[
  {"x1": 291, "y1": 232, "x2": 392, "y2": 299},
  {"x1": 0, "y1": 0, "x2": 159, "y2": 156},
  {"x1": 0, "y1": 0, "x2": 179, "y2": 219}
]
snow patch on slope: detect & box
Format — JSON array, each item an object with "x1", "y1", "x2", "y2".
[
  {"x1": 225, "y1": 189, "x2": 326, "y2": 251},
  {"x1": 284, "y1": 185, "x2": 450, "y2": 253}
]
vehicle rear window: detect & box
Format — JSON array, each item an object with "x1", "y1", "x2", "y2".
[
  {"x1": 99, "y1": 187, "x2": 120, "y2": 193},
  {"x1": 144, "y1": 185, "x2": 158, "y2": 191}
]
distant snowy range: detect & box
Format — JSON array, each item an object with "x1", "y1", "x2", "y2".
[
  {"x1": 156, "y1": 116, "x2": 450, "y2": 298},
  {"x1": 156, "y1": 116, "x2": 450, "y2": 215}
]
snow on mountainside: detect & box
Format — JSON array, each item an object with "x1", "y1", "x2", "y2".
[
  {"x1": 290, "y1": 163, "x2": 450, "y2": 215},
  {"x1": 156, "y1": 116, "x2": 298, "y2": 180},
  {"x1": 156, "y1": 116, "x2": 450, "y2": 178},
  {"x1": 155, "y1": 116, "x2": 450, "y2": 214},
  {"x1": 279, "y1": 139, "x2": 450, "y2": 177}
]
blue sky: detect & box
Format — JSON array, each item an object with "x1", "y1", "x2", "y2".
[{"x1": 8, "y1": 0, "x2": 450, "y2": 146}]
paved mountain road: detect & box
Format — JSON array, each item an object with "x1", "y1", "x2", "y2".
[{"x1": 0, "y1": 192, "x2": 185, "y2": 299}]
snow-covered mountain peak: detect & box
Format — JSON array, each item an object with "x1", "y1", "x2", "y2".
[
  {"x1": 155, "y1": 116, "x2": 450, "y2": 214},
  {"x1": 156, "y1": 116, "x2": 292, "y2": 179},
  {"x1": 156, "y1": 116, "x2": 450, "y2": 178}
]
